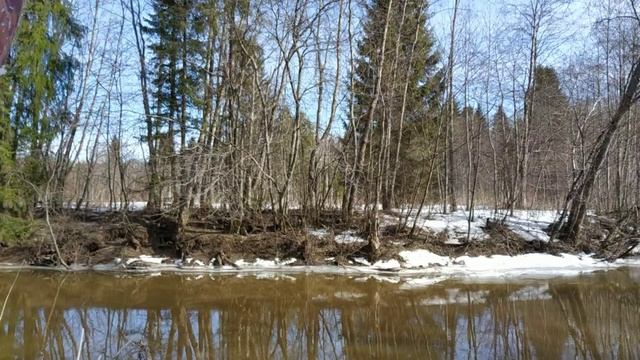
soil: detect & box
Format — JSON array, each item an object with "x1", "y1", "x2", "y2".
[{"x1": 0, "y1": 208, "x2": 637, "y2": 268}]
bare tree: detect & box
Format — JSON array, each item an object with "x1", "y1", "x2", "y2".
[{"x1": 559, "y1": 56, "x2": 640, "y2": 241}]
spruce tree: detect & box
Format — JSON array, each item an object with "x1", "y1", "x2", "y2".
[
  {"x1": 0, "y1": 0, "x2": 82, "y2": 214},
  {"x1": 145, "y1": 0, "x2": 207, "y2": 204},
  {"x1": 351, "y1": 0, "x2": 442, "y2": 209}
]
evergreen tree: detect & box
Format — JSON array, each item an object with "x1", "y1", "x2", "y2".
[
  {"x1": 144, "y1": 0, "x2": 208, "y2": 204},
  {"x1": 351, "y1": 0, "x2": 442, "y2": 209},
  {"x1": 529, "y1": 65, "x2": 569, "y2": 150},
  {"x1": 0, "y1": 0, "x2": 82, "y2": 214},
  {"x1": 528, "y1": 65, "x2": 570, "y2": 206}
]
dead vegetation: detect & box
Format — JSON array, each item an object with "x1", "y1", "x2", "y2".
[{"x1": 0, "y1": 208, "x2": 637, "y2": 268}]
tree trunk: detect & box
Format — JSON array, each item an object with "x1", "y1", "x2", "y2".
[
  {"x1": 127, "y1": 0, "x2": 160, "y2": 209},
  {"x1": 444, "y1": 0, "x2": 460, "y2": 214},
  {"x1": 0, "y1": 0, "x2": 24, "y2": 66},
  {"x1": 561, "y1": 60, "x2": 640, "y2": 241},
  {"x1": 349, "y1": 0, "x2": 394, "y2": 259}
]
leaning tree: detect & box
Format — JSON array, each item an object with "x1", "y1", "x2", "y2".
[{"x1": 556, "y1": 3, "x2": 640, "y2": 241}]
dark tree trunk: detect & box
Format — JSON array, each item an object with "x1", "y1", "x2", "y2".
[{"x1": 0, "y1": 0, "x2": 25, "y2": 66}]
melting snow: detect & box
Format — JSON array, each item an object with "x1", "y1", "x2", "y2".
[
  {"x1": 400, "y1": 209, "x2": 557, "y2": 243},
  {"x1": 308, "y1": 229, "x2": 329, "y2": 238},
  {"x1": 235, "y1": 258, "x2": 297, "y2": 267},
  {"x1": 334, "y1": 230, "x2": 366, "y2": 244},
  {"x1": 399, "y1": 250, "x2": 450, "y2": 267},
  {"x1": 126, "y1": 255, "x2": 167, "y2": 265},
  {"x1": 372, "y1": 259, "x2": 402, "y2": 271},
  {"x1": 394, "y1": 250, "x2": 622, "y2": 278},
  {"x1": 308, "y1": 228, "x2": 367, "y2": 244}
]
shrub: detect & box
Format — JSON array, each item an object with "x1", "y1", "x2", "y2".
[{"x1": 0, "y1": 214, "x2": 32, "y2": 246}]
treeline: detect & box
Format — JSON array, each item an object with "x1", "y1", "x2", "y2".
[{"x1": 2, "y1": 0, "x2": 640, "y2": 254}]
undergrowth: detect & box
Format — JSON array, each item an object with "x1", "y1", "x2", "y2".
[{"x1": 0, "y1": 214, "x2": 33, "y2": 246}]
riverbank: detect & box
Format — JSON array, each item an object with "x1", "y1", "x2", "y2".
[{"x1": 0, "y1": 208, "x2": 638, "y2": 277}]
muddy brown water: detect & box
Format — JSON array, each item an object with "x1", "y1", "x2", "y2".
[{"x1": 0, "y1": 269, "x2": 639, "y2": 359}]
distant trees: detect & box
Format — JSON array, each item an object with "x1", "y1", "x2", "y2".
[{"x1": 528, "y1": 66, "x2": 570, "y2": 208}]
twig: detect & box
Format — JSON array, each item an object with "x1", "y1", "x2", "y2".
[
  {"x1": 0, "y1": 266, "x2": 22, "y2": 322},
  {"x1": 18, "y1": 175, "x2": 69, "y2": 269},
  {"x1": 44, "y1": 190, "x2": 69, "y2": 269},
  {"x1": 39, "y1": 275, "x2": 68, "y2": 356},
  {"x1": 76, "y1": 328, "x2": 85, "y2": 360}
]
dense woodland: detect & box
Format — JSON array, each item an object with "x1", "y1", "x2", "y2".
[{"x1": 2, "y1": 0, "x2": 640, "y2": 257}]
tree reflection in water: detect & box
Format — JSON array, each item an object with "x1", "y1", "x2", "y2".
[{"x1": 0, "y1": 269, "x2": 638, "y2": 359}]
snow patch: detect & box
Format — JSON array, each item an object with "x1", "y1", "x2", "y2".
[
  {"x1": 395, "y1": 249, "x2": 618, "y2": 277},
  {"x1": 400, "y1": 250, "x2": 450, "y2": 268},
  {"x1": 308, "y1": 228, "x2": 329, "y2": 238},
  {"x1": 308, "y1": 228, "x2": 367, "y2": 244},
  {"x1": 352, "y1": 257, "x2": 371, "y2": 266},
  {"x1": 372, "y1": 259, "x2": 402, "y2": 271},
  {"x1": 334, "y1": 230, "x2": 366, "y2": 244},
  {"x1": 235, "y1": 258, "x2": 297, "y2": 268},
  {"x1": 125, "y1": 255, "x2": 167, "y2": 266},
  {"x1": 400, "y1": 209, "x2": 557, "y2": 242},
  {"x1": 454, "y1": 253, "x2": 605, "y2": 275}
]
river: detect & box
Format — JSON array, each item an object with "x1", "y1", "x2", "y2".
[{"x1": 0, "y1": 268, "x2": 639, "y2": 359}]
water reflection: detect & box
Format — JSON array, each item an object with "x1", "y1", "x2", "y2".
[{"x1": 0, "y1": 269, "x2": 638, "y2": 359}]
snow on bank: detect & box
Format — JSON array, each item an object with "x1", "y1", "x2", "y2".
[
  {"x1": 308, "y1": 208, "x2": 555, "y2": 245},
  {"x1": 308, "y1": 228, "x2": 367, "y2": 244},
  {"x1": 335, "y1": 230, "x2": 367, "y2": 244},
  {"x1": 397, "y1": 209, "x2": 558, "y2": 243},
  {"x1": 82, "y1": 249, "x2": 640, "y2": 280},
  {"x1": 397, "y1": 250, "x2": 626, "y2": 277}
]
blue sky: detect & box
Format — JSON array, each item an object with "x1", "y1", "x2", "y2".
[{"x1": 65, "y1": 0, "x2": 610, "y2": 160}]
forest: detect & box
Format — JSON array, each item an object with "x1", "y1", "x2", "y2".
[{"x1": 1, "y1": 0, "x2": 640, "y2": 266}]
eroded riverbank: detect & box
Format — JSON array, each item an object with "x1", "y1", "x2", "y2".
[{"x1": 1, "y1": 209, "x2": 638, "y2": 275}]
